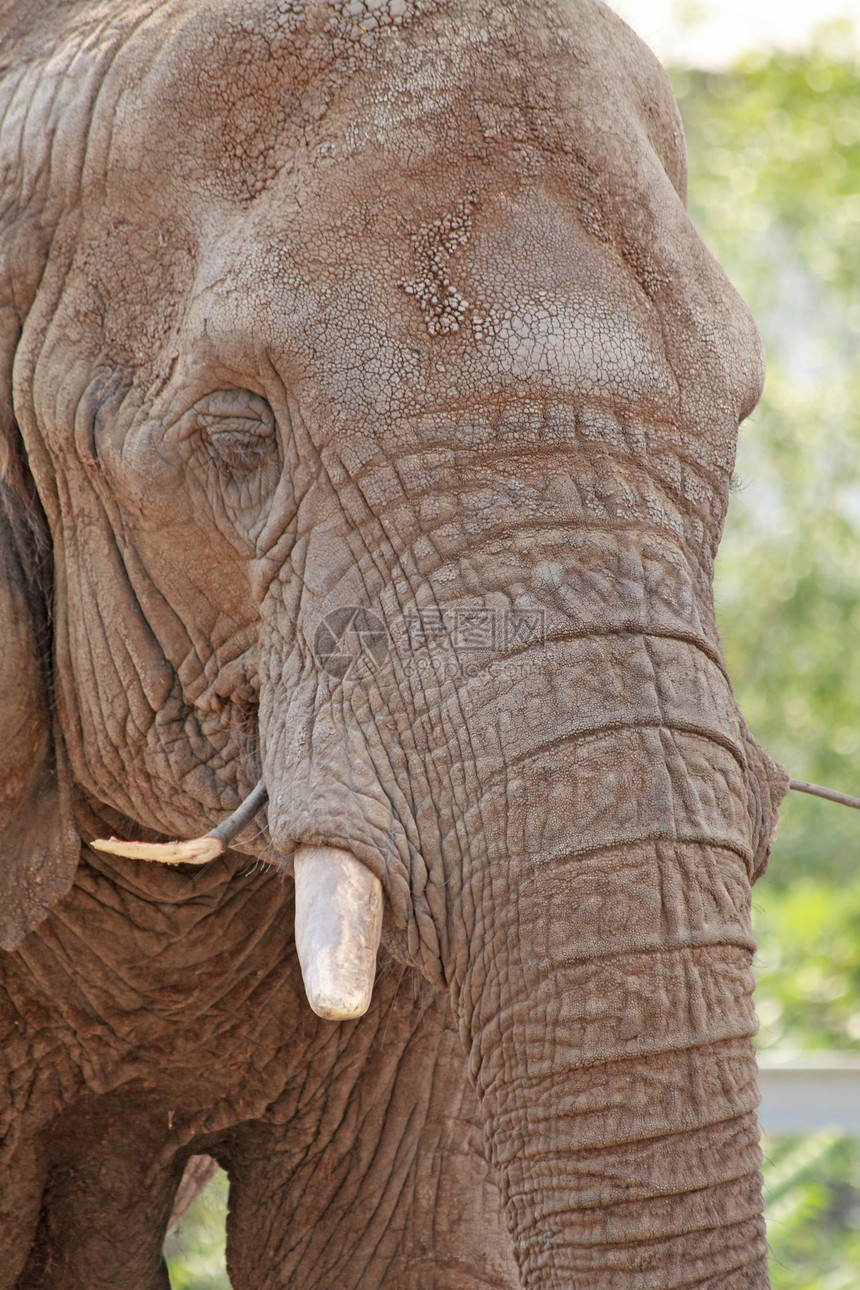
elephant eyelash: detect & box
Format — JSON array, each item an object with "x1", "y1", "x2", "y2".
[
  {"x1": 199, "y1": 417, "x2": 276, "y2": 476},
  {"x1": 208, "y1": 431, "x2": 273, "y2": 475}
]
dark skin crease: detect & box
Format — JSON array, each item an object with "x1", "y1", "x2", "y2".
[{"x1": 0, "y1": 1, "x2": 788, "y2": 1286}]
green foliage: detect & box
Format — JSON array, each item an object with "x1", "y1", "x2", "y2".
[
  {"x1": 671, "y1": 29, "x2": 860, "y2": 886},
  {"x1": 763, "y1": 1131, "x2": 860, "y2": 1290},
  {"x1": 673, "y1": 35, "x2": 860, "y2": 1280},
  {"x1": 754, "y1": 882, "x2": 860, "y2": 1052},
  {"x1": 164, "y1": 1169, "x2": 230, "y2": 1290},
  {"x1": 750, "y1": 876, "x2": 860, "y2": 1280}
]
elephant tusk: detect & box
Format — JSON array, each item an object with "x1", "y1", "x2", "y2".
[
  {"x1": 90, "y1": 834, "x2": 223, "y2": 865},
  {"x1": 91, "y1": 781, "x2": 269, "y2": 866},
  {"x1": 293, "y1": 845, "x2": 383, "y2": 1021}
]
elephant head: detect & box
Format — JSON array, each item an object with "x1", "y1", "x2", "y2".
[{"x1": 1, "y1": 0, "x2": 788, "y2": 1283}]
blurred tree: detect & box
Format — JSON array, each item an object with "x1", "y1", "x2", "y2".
[
  {"x1": 753, "y1": 882, "x2": 860, "y2": 1052},
  {"x1": 671, "y1": 26, "x2": 860, "y2": 886},
  {"x1": 670, "y1": 34, "x2": 860, "y2": 1285},
  {"x1": 164, "y1": 1168, "x2": 230, "y2": 1289},
  {"x1": 762, "y1": 1129, "x2": 860, "y2": 1290}
]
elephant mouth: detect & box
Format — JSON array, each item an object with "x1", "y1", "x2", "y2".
[{"x1": 91, "y1": 780, "x2": 384, "y2": 1021}]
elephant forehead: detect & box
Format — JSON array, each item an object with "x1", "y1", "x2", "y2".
[
  {"x1": 188, "y1": 177, "x2": 731, "y2": 450},
  {"x1": 105, "y1": 0, "x2": 656, "y2": 177},
  {"x1": 58, "y1": 0, "x2": 760, "y2": 439},
  {"x1": 423, "y1": 187, "x2": 681, "y2": 410}
]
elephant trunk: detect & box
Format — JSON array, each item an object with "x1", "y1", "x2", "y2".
[
  {"x1": 252, "y1": 439, "x2": 787, "y2": 1279},
  {"x1": 453, "y1": 725, "x2": 776, "y2": 1288}
]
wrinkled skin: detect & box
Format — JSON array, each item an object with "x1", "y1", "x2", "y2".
[{"x1": 0, "y1": 1, "x2": 789, "y2": 1286}]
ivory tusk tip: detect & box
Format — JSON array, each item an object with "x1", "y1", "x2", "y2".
[
  {"x1": 303, "y1": 984, "x2": 375, "y2": 1022},
  {"x1": 293, "y1": 845, "x2": 383, "y2": 1022},
  {"x1": 91, "y1": 836, "x2": 223, "y2": 866}
]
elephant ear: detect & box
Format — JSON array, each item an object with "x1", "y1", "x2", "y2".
[
  {"x1": 0, "y1": 466, "x2": 80, "y2": 949},
  {"x1": 0, "y1": 12, "x2": 93, "y2": 947}
]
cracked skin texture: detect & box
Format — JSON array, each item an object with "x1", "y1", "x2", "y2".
[{"x1": 0, "y1": 0, "x2": 788, "y2": 1286}]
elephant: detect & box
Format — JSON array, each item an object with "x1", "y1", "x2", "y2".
[{"x1": 0, "y1": 0, "x2": 790, "y2": 1286}]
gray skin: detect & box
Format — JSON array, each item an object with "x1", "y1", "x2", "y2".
[{"x1": 0, "y1": 0, "x2": 788, "y2": 1286}]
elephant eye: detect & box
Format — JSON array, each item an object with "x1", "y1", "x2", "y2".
[
  {"x1": 192, "y1": 391, "x2": 277, "y2": 478},
  {"x1": 202, "y1": 417, "x2": 274, "y2": 475}
]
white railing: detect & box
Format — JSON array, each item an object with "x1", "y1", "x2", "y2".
[{"x1": 757, "y1": 1053, "x2": 860, "y2": 1133}]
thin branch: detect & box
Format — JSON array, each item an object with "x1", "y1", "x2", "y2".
[{"x1": 789, "y1": 779, "x2": 860, "y2": 812}]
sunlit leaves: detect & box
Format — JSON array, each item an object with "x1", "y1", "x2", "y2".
[
  {"x1": 164, "y1": 1170, "x2": 230, "y2": 1289},
  {"x1": 754, "y1": 884, "x2": 860, "y2": 1051},
  {"x1": 672, "y1": 36, "x2": 860, "y2": 885},
  {"x1": 672, "y1": 39, "x2": 860, "y2": 1284},
  {"x1": 763, "y1": 1131, "x2": 860, "y2": 1290}
]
